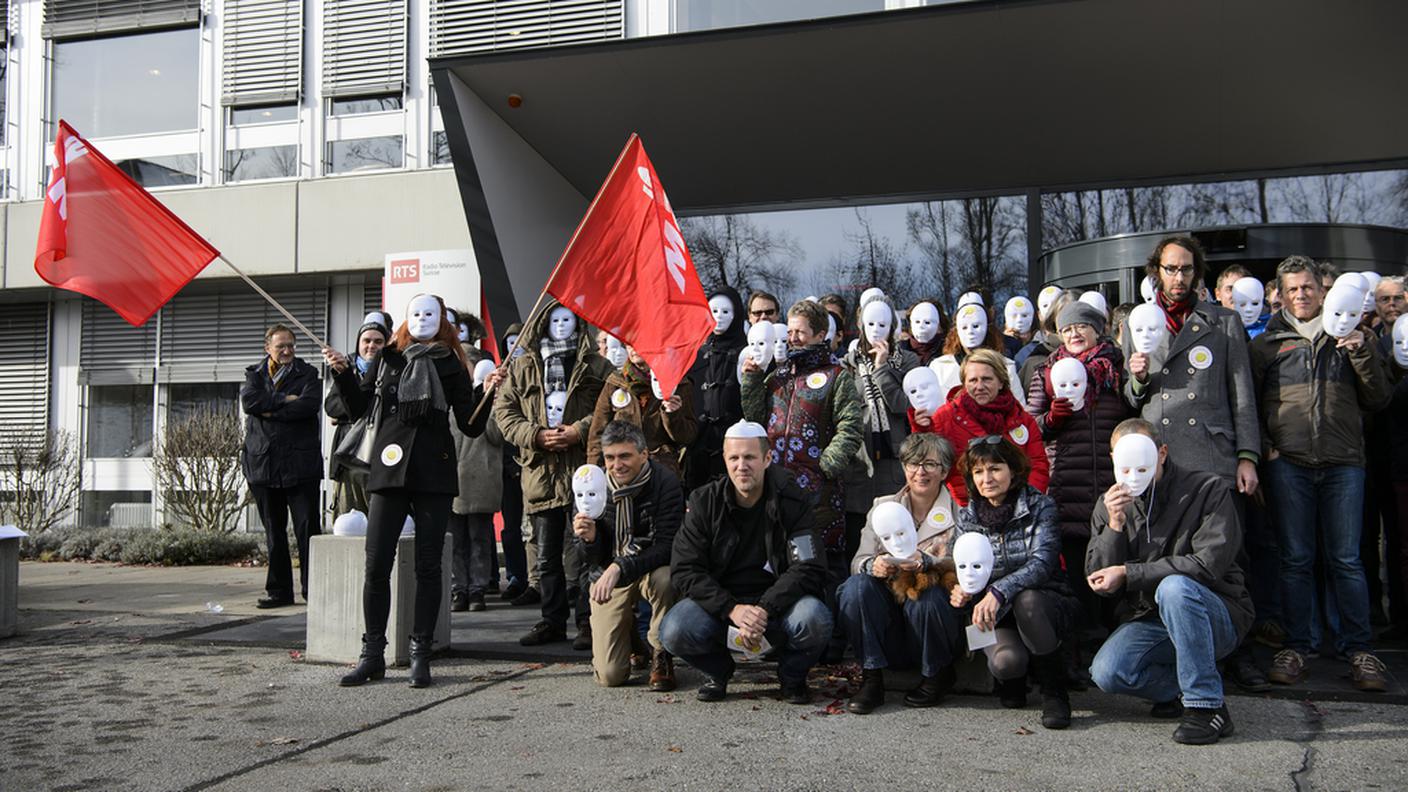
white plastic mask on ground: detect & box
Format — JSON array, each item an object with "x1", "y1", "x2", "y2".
[
  {"x1": 747, "y1": 322, "x2": 774, "y2": 368},
  {"x1": 1112, "y1": 433, "x2": 1158, "y2": 497},
  {"x1": 604, "y1": 334, "x2": 627, "y2": 369},
  {"x1": 859, "y1": 287, "x2": 886, "y2": 308},
  {"x1": 572, "y1": 464, "x2": 608, "y2": 519},
  {"x1": 953, "y1": 532, "x2": 995, "y2": 595},
  {"x1": 957, "y1": 292, "x2": 984, "y2": 310},
  {"x1": 332, "y1": 509, "x2": 368, "y2": 537},
  {"x1": 1231, "y1": 277, "x2": 1265, "y2": 327},
  {"x1": 772, "y1": 323, "x2": 789, "y2": 361},
  {"x1": 1128, "y1": 303, "x2": 1167, "y2": 354},
  {"x1": 1050, "y1": 357, "x2": 1088, "y2": 411},
  {"x1": 955, "y1": 304, "x2": 988, "y2": 350},
  {"x1": 870, "y1": 501, "x2": 918, "y2": 560},
  {"x1": 1079, "y1": 291, "x2": 1109, "y2": 318},
  {"x1": 910, "y1": 302, "x2": 941, "y2": 343},
  {"x1": 1323, "y1": 284, "x2": 1365, "y2": 338},
  {"x1": 472, "y1": 359, "x2": 496, "y2": 388},
  {"x1": 902, "y1": 366, "x2": 943, "y2": 415},
  {"x1": 1004, "y1": 297, "x2": 1034, "y2": 335},
  {"x1": 1140, "y1": 276, "x2": 1157, "y2": 303},
  {"x1": 1037, "y1": 286, "x2": 1062, "y2": 320},
  {"x1": 406, "y1": 294, "x2": 442, "y2": 342},
  {"x1": 708, "y1": 295, "x2": 735, "y2": 335},
  {"x1": 1393, "y1": 314, "x2": 1408, "y2": 368},
  {"x1": 1360, "y1": 272, "x2": 1382, "y2": 316},
  {"x1": 861, "y1": 301, "x2": 893, "y2": 344},
  {"x1": 547, "y1": 306, "x2": 576, "y2": 341},
  {"x1": 545, "y1": 391, "x2": 567, "y2": 427}
]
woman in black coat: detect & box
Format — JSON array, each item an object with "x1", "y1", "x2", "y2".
[
  {"x1": 683, "y1": 286, "x2": 747, "y2": 489},
  {"x1": 323, "y1": 294, "x2": 486, "y2": 688}
]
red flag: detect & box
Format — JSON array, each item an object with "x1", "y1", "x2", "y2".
[
  {"x1": 545, "y1": 135, "x2": 714, "y2": 398},
  {"x1": 34, "y1": 121, "x2": 219, "y2": 326}
]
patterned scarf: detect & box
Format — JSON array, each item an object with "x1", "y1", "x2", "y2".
[
  {"x1": 780, "y1": 344, "x2": 833, "y2": 378},
  {"x1": 267, "y1": 357, "x2": 289, "y2": 387},
  {"x1": 539, "y1": 334, "x2": 577, "y2": 395},
  {"x1": 854, "y1": 355, "x2": 892, "y2": 434},
  {"x1": 610, "y1": 462, "x2": 653, "y2": 559},
  {"x1": 1043, "y1": 340, "x2": 1122, "y2": 405},
  {"x1": 398, "y1": 343, "x2": 451, "y2": 424},
  {"x1": 956, "y1": 389, "x2": 1022, "y2": 436},
  {"x1": 1156, "y1": 290, "x2": 1196, "y2": 336}
]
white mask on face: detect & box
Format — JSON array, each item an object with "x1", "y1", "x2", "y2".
[
  {"x1": 747, "y1": 323, "x2": 774, "y2": 368},
  {"x1": 1112, "y1": 433, "x2": 1158, "y2": 497},
  {"x1": 910, "y1": 302, "x2": 940, "y2": 344},
  {"x1": 826, "y1": 313, "x2": 837, "y2": 343},
  {"x1": 472, "y1": 359, "x2": 496, "y2": 387},
  {"x1": 1050, "y1": 357, "x2": 1088, "y2": 411},
  {"x1": 902, "y1": 366, "x2": 943, "y2": 415},
  {"x1": 955, "y1": 304, "x2": 988, "y2": 350},
  {"x1": 458, "y1": 325, "x2": 469, "y2": 343},
  {"x1": 1231, "y1": 277, "x2": 1265, "y2": 327},
  {"x1": 957, "y1": 292, "x2": 984, "y2": 310},
  {"x1": 650, "y1": 370, "x2": 667, "y2": 401},
  {"x1": 1038, "y1": 286, "x2": 1062, "y2": 320},
  {"x1": 953, "y1": 532, "x2": 995, "y2": 595},
  {"x1": 1393, "y1": 314, "x2": 1408, "y2": 368},
  {"x1": 861, "y1": 301, "x2": 893, "y2": 344},
  {"x1": 1140, "y1": 276, "x2": 1157, "y2": 303},
  {"x1": 870, "y1": 501, "x2": 918, "y2": 560},
  {"x1": 1128, "y1": 303, "x2": 1168, "y2": 355},
  {"x1": 406, "y1": 294, "x2": 442, "y2": 341},
  {"x1": 572, "y1": 464, "x2": 608, "y2": 520},
  {"x1": 772, "y1": 323, "x2": 789, "y2": 361},
  {"x1": 859, "y1": 287, "x2": 886, "y2": 308},
  {"x1": 547, "y1": 306, "x2": 577, "y2": 341},
  {"x1": 1360, "y1": 272, "x2": 1382, "y2": 316},
  {"x1": 708, "y1": 295, "x2": 735, "y2": 335},
  {"x1": 1323, "y1": 284, "x2": 1365, "y2": 338},
  {"x1": 506, "y1": 334, "x2": 526, "y2": 360},
  {"x1": 545, "y1": 391, "x2": 567, "y2": 428},
  {"x1": 604, "y1": 334, "x2": 627, "y2": 369},
  {"x1": 1079, "y1": 291, "x2": 1109, "y2": 319},
  {"x1": 1004, "y1": 297, "x2": 1034, "y2": 335}
]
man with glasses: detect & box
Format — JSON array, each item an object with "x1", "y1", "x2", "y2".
[{"x1": 747, "y1": 290, "x2": 781, "y2": 326}]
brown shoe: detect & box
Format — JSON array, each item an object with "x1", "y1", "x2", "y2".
[
  {"x1": 649, "y1": 650, "x2": 676, "y2": 692},
  {"x1": 1268, "y1": 649, "x2": 1307, "y2": 686},
  {"x1": 1349, "y1": 652, "x2": 1388, "y2": 692}
]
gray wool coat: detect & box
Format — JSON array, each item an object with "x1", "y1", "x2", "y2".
[{"x1": 452, "y1": 345, "x2": 504, "y2": 515}]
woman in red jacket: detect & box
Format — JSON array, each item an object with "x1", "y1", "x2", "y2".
[{"x1": 910, "y1": 348, "x2": 1048, "y2": 505}]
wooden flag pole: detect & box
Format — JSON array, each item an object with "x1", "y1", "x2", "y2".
[
  {"x1": 219, "y1": 255, "x2": 328, "y2": 349},
  {"x1": 465, "y1": 289, "x2": 551, "y2": 425}
]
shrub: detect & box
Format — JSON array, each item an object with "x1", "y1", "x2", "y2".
[
  {"x1": 18, "y1": 526, "x2": 262, "y2": 566},
  {"x1": 0, "y1": 428, "x2": 81, "y2": 535},
  {"x1": 151, "y1": 409, "x2": 249, "y2": 534}
]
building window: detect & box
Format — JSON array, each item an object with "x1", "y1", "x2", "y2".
[
  {"x1": 114, "y1": 154, "x2": 199, "y2": 188},
  {"x1": 225, "y1": 145, "x2": 298, "y2": 182},
  {"x1": 330, "y1": 94, "x2": 403, "y2": 116},
  {"x1": 327, "y1": 136, "x2": 403, "y2": 174},
  {"x1": 52, "y1": 28, "x2": 200, "y2": 138},
  {"x1": 230, "y1": 103, "x2": 299, "y2": 125},
  {"x1": 80, "y1": 490, "x2": 153, "y2": 528},
  {"x1": 672, "y1": 0, "x2": 885, "y2": 32},
  {"x1": 432, "y1": 131, "x2": 451, "y2": 166},
  {"x1": 87, "y1": 385, "x2": 154, "y2": 458},
  {"x1": 168, "y1": 382, "x2": 240, "y2": 426}
]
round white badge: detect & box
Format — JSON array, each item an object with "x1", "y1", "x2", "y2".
[
  {"x1": 1009, "y1": 425, "x2": 1029, "y2": 445},
  {"x1": 806, "y1": 372, "x2": 829, "y2": 390},
  {"x1": 610, "y1": 388, "x2": 631, "y2": 409},
  {"x1": 927, "y1": 507, "x2": 952, "y2": 529},
  {"x1": 380, "y1": 443, "x2": 404, "y2": 467},
  {"x1": 1188, "y1": 345, "x2": 1214, "y2": 370}
]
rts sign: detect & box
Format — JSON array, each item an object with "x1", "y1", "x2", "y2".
[
  {"x1": 389, "y1": 259, "x2": 420, "y2": 285},
  {"x1": 382, "y1": 249, "x2": 479, "y2": 321}
]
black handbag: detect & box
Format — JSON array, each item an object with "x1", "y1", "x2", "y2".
[{"x1": 333, "y1": 361, "x2": 386, "y2": 475}]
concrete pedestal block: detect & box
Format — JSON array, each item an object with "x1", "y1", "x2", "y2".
[
  {"x1": 305, "y1": 534, "x2": 452, "y2": 666},
  {"x1": 0, "y1": 538, "x2": 17, "y2": 639}
]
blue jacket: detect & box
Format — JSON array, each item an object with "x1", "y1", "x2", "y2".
[{"x1": 952, "y1": 485, "x2": 1069, "y2": 620}]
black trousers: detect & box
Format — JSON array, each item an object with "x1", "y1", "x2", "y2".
[
  {"x1": 364, "y1": 489, "x2": 452, "y2": 638},
  {"x1": 251, "y1": 481, "x2": 321, "y2": 601},
  {"x1": 500, "y1": 457, "x2": 527, "y2": 587},
  {"x1": 533, "y1": 507, "x2": 589, "y2": 630},
  {"x1": 448, "y1": 512, "x2": 494, "y2": 598}
]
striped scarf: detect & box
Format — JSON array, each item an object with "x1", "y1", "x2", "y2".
[
  {"x1": 539, "y1": 334, "x2": 577, "y2": 395},
  {"x1": 610, "y1": 463, "x2": 653, "y2": 559},
  {"x1": 855, "y1": 356, "x2": 892, "y2": 434}
]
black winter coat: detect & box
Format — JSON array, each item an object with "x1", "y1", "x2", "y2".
[
  {"x1": 580, "y1": 459, "x2": 685, "y2": 585},
  {"x1": 324, "y1": 368, "x2": 360, "y2": 480},
  {"x1": 685, "y1": 287, "x2": 746, "y2": 462},
  {"x1": 1376, "y1": 336, "x2": 1408, "y2": 482},
  {"x1": 241, "y1": 357, "x2": 323, "y2": 487}
]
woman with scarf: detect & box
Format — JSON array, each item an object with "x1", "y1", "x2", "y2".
[
  {"x1": 587, "y1": 344, "x2": 699, "y2": 479},
  {"x1": 323, "y1": 293, "x2": 487, "y2": 689},
  {"x1": 325, "y1": 313, "x2": 390, "y2": 516},
  {"x1": 684, "y1": 287, "x2": 748, "y2": 490},
  {"x1": 909, "y1": 349, "x2": 1048, "y2": 507},
  {"x1": 903, "y1": 298, "x2": 949, "y2": 366},
  {"x1": 932, "y1": 300, "x2": 1024, "y2": 407}
]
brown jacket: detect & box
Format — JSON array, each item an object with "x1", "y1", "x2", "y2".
[{"x1": 586, "y1": 366, "x2": 698, "y2": 479}]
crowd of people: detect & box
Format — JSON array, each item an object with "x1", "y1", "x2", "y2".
[{"x1": 237, "y1": 234, "x2": 1408, "y2": 745}]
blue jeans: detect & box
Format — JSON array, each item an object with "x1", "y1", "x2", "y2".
[
  {"x1": 837, "y1": 574, "x2": 961, "y2": 678},
  {"x1": 659, "y1": 596, "x2": 833, "y2": 684},
  {"x1": 1265, "y1": 458, "x2": 1372, "y2": 654},
  {"x1": 1090, "y1": 575, "x2": 1238, "y2": 709}
]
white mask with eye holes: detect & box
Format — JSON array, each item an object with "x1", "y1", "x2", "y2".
[
  {"x1": 1335, "y1": 272, "x2": 1367, "y2": 295},
  {"x1": 902, "y1": 366, "x2": 943, "y2": 415},
  {"x1": 953, "y1": 532, "x2": 995, "y2": 595},
  {"x1": 650, "y1": 370, "x2": 668, "y2": 401},
  {"x1": 1361, "y1": 272, "x2": 1382, "y2": 316},
  {"x1": 861, "y1": 301, "x2": 893, "y2": 344},
  {"x1": 910, "y1": 302, "x2": 941, "y2": 344},
  {"x1": 1231, "y1": 277, "x2": 1265, "y2": 327},
  {"x1": 572, "y1": 464, "x2": 608, "y2": 520},
  {"x1": 1038, "y1": 286, "x2": 1062, "y2": 320},
  {"x1": 955, "y1": 304, "x2": 988, "y2": 350},
  {"x1": 1004, "y1": 297, "x2": 1034, "y2": 335},
  {"x1": 870, "y1": 501, "x2": 918, "y2": 560},
  {"x1": 1323, "y1": 284, "x2": 1365, "y2": 338},
  {"x1": 458, "y1": 325, "x2": 469, "y2": 343},
  {"x1": 506, "y1": 334, "x2": 526, "y2": 360},
  {"x1": 957, "y1": 292, "x2": 984, "y2": 310},
  {"x1": 1127, "y1": 303, "x2": 1167, "y2": 355},
  {"x1": 406, "y1": 294, "x2": 442, "y2": 342},
  {"x1": 547, "y1": 306, "x2": 577, "y2": 342},
  {"x1": 545, "y1": 391, "x2": 567, "y2": 428},
  {"x1": 772, "y1": 323, "x2": 789, "y2": 361},
  {"x1": 747, "y1": 322, "x2": 774, "y2": 368},
  {"x1": 708, "y1": 295, "x2": 734, "y2": 335},
  {"x1": 604, "y1": 334, "x2": 627, "y2": 369},
  {"x1": 1112, "y1": 432, "x2": 1158, "y2": 497},
  {"x1": 826, "y1": 313, "x2": 837, "y2": 343},
  {"x1": 472, "y1": 359, "x2": 496, "y2": 388},
  {"x1": 1050, "y1": 357, "x2": 1088, "y2": 411},
  {"x1": 859, "y1": 287, "x2": 886, "y2": 308},
  {"x1": 1393, "y1": 314, "x2": 1408, "y2": 368},
  {"x1": 1140, "y1": 276, "x2": 1157, "y2": 303}
]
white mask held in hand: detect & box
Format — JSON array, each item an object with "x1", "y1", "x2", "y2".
[
  {"x1": 1079, "y1": 291, "x2": 1109, "y2": 318},
  {"x1": 903, "y1": 366, "x2": 943, "y2": 415},
  {"x1": 1140, "y1": 276, "x2": 1157, "y2": 303},
  {"x1": 826, "y1": 313, "x2": 838, "y2": 343},
  {"x1": 708, "y1": 295, "x2": 734, "y2": 335},
  {"x1": 955, "y1": 304, "x2": 988, "y2": 350},
  {"x1": 1231, "y1": 277, "x2": 1265, "y2": 327},
  {"x1": 547, "y1": 306, "x2": 577, "y2": 341},
  {"x1": 650, "y1": 370, "x2": 669, "y2": 401},
  {"x1": 861, "y1": 301, "x2": 893, "y2": 344},
  {"x1": 1004, "y1": 297, "x2": 1034, "y2": 335},
  {"x1": 406, "y1": 294, "x2": 442, "y2": 342},
  {"x1": 1128, "y1": 303, "x2": 1167, "y2": 355},
  {"x1": 957, "y1": 292, "x2": 983, "y2": 310},
  {"x1": 747, "y1": 323, "x2": 774, "y2": 368},
  {"x1": 1050, "y1": 357, "x2": 1088, "y2": 411},
  {"x1": 1392, "y1": 314, "x2": 1408, "y2": 368},
  {"x1": 604, "y1": 334, "x2": 627, "y2": 369},
  {"x1": 1323, "y1": 284, "x2": 1365, "y2": 338},
  {"x1": 910, "y1": 302, "x2": 941, "y2": 344},
  {"x1": 545, "y1": 391, "x2": 567, "y2": 428},
  {"x1": 1037, "y1": 286, "x2": 1062, "y2": 320},
  {"x1": 1360, "y1": 272, "x2": 1382, "y2": 315},
  {"x1": 870, "y1": 501, "x2": 918, "y2": 560},
  {"x1": 1112, "y1": 432, "x2": 1158, "y2": 497},
  {"x1": 472, "y1": 359, "x2": 496, "y2": 388},
  {"x1": 953, "y1": 532, "x2": 995, "y2": 595},
  {"x1": 773, "y1": 323, "x2": 790, "y2": 361},
  {"x1": 1335, "y1": 272, "x2": 1367, "y2": 295},
  {"x1": 572, "y1": 464, "x2": 608, "y2": 520}
]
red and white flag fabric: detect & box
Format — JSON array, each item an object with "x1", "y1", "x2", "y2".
[
  {"x1": 34, "y1": 121, "x2": 219, "y2": 326},
  {"x1": 545, "y1": 134, "x2": 714, "y2": 398}
]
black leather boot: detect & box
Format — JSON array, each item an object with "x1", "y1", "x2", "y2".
[
  {"x1": 339, "y1": 634, "x2": 387, "y2": 687},
  {"x1": 408, "y1": 634, "x2": 433, "y2": 688},
  {"x1": 847, "y1": 668, "x2": 885, "y2": 714},
  {"x1": 1034, "y1": 651, "x2": 1072, "y2": 730}
]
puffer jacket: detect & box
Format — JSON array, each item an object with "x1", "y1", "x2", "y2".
[
  {"x1": 452, "y1": 344, "x2": 504, "y2": 514},
  {"x1": 492, "y1": 299, "x2": 614, "y2": 513},
  {"x1": 241, "y1": 356, "x2": 323, "y2": 487},
  {"x1": 586, "y1": 364, "x2": 698, "y2": 479},
  {"x1": 951, "y1": 485, "x2": 1069, "y2": 621},
  {"x1": 684, "y1": 287, "x2": 747, "y2": 485},
  {"x1": 580, "y1": 459, "x2": 684, "y2": 585},
  {"x1": 1249, "y1": 311, "x2": 1392, "y2": 468}
]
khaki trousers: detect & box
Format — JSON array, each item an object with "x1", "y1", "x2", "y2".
[{"x1": 589, "y1": 565, "x2": 676, "y2": 687}]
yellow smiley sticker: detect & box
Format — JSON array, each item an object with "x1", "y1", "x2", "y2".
[
  {"x1": 961, "y1": 305, "x2": 979, "y2": 319},
  {"x1": 928, "y1": 508, "x2": 952, "y2": 527},
  {"x1": 380, "y1": 443, "x2": 404, "y2": 467},
  {"x1": 1188, "y1": 345, "x2": 1214, "y2": 370},
  {"x1": 1010, "y1": 425, "x2": 1029, "y2": 445},
  {"x1": 806, "y1": 372, "x2": 828, "y2": 390},
  {"x1": 610, "y1": 388, "x2": 631, "y2": 409}
]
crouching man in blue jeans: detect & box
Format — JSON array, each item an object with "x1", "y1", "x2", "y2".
[
  {"x1": 1086, "y1": 418, "x2": 1254, "y2": 745},
  {"x1": 660, "y1": 420, "x2": 832, "y2": 705}
]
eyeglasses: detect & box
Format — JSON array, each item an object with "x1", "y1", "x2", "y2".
[
  {"x1": 1158, "y1": 265, "x2": 1196, "y2": 278},
  {"x1": 903, "y1": 460, "x2": 945, "y2": 473},
  {"x1": 1059, "y1": 323, "x2": 1094, "y2": 336},
  {"x1": 748, "y1": 310, "x2": 776, "y2": 319},
  {"x1": 967, "y1": 435, "x2": 1004, "y2": 450}
]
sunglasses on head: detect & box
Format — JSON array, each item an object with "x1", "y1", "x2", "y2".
[{"x1": 967, "y1": 435, "x2": 1004, "y2": 450}]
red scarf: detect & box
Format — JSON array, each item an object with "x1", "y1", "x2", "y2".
[
  {"x1": 1043, "y1": 341, "x2": 1122, "y2": 404},
  {"x1": 906, "y1": 337, "x2": 943, "y2": 366},
  {"x1": 1156, "y1": 290, "x2": 1195, "y2": 336},
  {"x1": 955, "y1": 389, "x2": 1021, "y2": 436}
]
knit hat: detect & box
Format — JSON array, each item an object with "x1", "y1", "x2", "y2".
[
  {"x1": 357, "y1": 312, "x2": 390, "y2": 345},
  {"x1": 1056, "y1": 301, "x2": 1106, "y2": 336}
]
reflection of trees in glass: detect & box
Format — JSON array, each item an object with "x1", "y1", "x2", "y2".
[
  {"x1": 680, "y1": 214, "x2": 800, "y2": 297},
  {"x1": 225, "y1": 146, "x2": 298, "y2": 181},
  {"x1": 331, "y1": 137, "x2": 403, "y2": 172},
  {"x1": 907, "y1": 198, "x2": 1027, "y2": 306},
  {"x1": 815, "y1": 209, "x2": 929, "y2": 311}
]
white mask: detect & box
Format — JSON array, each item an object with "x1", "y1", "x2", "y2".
[
  {"x1": 826, "y1": 313, "x2": 838, "y2": 343},
  {"x1": 545, "y1": 391, "x2": 567, "y2": 428},
  {"x1": 861, "y1": 301, "x2": 893, "y2": 344},
  {"x1": 1050, "y1": 357, "x2": 1088, "y2": 411},
  {"x1": 708, "y1": 295, "x2": 735, "y2": 335},
  {"x1": 457, "y1": 325, "x2": 468, "y2": 343},
  {"x1": 870, "y1": 501, "x2": 918, "y2": 560},
  {"x1": 472, "y1": 359, "x2": 496, "y2": 387},
  {"x1": 547, "y1": 306, "x2": 577, "y2": 341},
  {"x1": 772, "y1": 323, "x2": 789, "y2": 361},
  {"x1": 1323, "y1": 284, "x2": 1365, "y2": 338},
  {"x1": 859, "y1": 287, "x2": 886, "y2": 307},
  {"x1": 1231, "y1": 277, "x2": 1265, "y2": 327},
  {"x1": 572, "y1": 464, "x2": 608, "y2": 520},
  {"x1": 1335, "y1": 272, "x2": 1367, "y2": 295},
  {"x1": 902, "y1": 366, "x2": 943, "y2": 415},
  {"x1": 953, "y1": 532, "x2": 995, "y2": 595},
  {"x1": 955, "y1": 304, "x2": 988, "y2": 350},
  {"x1": 1037, "y1": 286, "x2": 1062, "y2": 320},
  {"x1": 957, "y1": 292, "x2": 984, "y2": 310},
  {"x1": 1112, "y1": 433, "x2": 1158, "y2": 497},
  {"x1": 650, "y1": 370, "x2": 668, "y2": 401},
  {"x1": 332, "y1": 509, "x2": 368, "y2": 537},
  {"x1": 1004, "y1": 297, "x2": 1034, "y2": 335},
  {"x1": 604, "y1": 334, "x2": 627, "y2": 369},
  {"x1": 1392, "y1": 314, "x2": 1408, "y2": 368},
  {"x1": 1127, "y1": 303, "x2": 1167, "y2": 355},
  {"x1": 747, "y1": 322, "x2": 774, "y2": 368},
  {"x1": 910, "y1": 302, "x2": 941, "y2": 344},
  {"x1": 406, "y1": 294, "x2": 442, "y2": 342},
  {"x1": 506, "y1": 334, "x2": 526, "y2": 360},
  {"x1": 848, "y1": 339, "x2": 860, "y2": 357},
  {"x1": 1078, "y1": 291, "x2": 1109, "y2": 319},
  {"x1": 1360, "y1": 272, "x2": 1382, "y2": 316}
]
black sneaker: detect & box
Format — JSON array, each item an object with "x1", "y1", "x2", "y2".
[
  {"x1": 696, "y1": 678, "x2": 728, "y2": 702},
  {"x1": 780, "y1": 678, "x2": 811, "y2": 705},
  {"x1": 572, "y1": 623, "x2": 592, "y2": 651},
  {"x1": 1226, "y1": 651, "x2": 1271, "y2": 693},
  {"x1": 256, "y1": 596, "x2": 294, "y2": 609},
  {"x1": 450, "y1": 592, "x2": 469, "y2": 612},
  {"x1": 510, "y1": 586, "x2": 542, "y2": 607},
  {"x1": 518, "y1": 620, "x2": 567, "y2": 646},
  {"x1": 466, "y1": 594, "x2": 486, "y2": 613},
  {"x1": 1150, "y1": 699, "x2": 1184, "y2": 719},
  {"x1": 500, "y1": 580, "x2": 527, "y2": 602},
  {"x1": 1173, "y1": 704, "x2": 1234, "y2": 745}
]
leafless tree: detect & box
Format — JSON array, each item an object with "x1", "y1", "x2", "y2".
[
  {"x1": 679, "y1": 214, "x2": 801, "y2": 296},
  {"x1": 152, "y1": 409, "x2": 249, "y2": 534},
  {"x1": 824, "y1": 209, "x2": 928, "y2": 310},
  {"x1": 957, "y1": 197, "x2": 1026, "y2": 297},
  {"x1": 0, "y1": 428, "x2": 81, "y2": 535}
]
